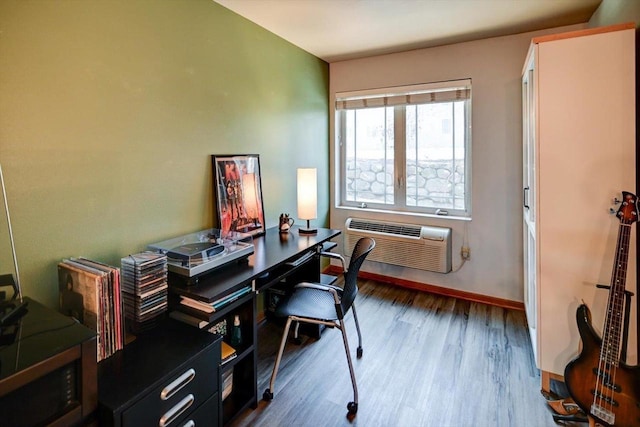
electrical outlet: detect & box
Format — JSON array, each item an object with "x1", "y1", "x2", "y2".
[{"x1": 461, "y1": 246, "x2": 471, "y2": 260}]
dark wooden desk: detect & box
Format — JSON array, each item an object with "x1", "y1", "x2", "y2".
[
  {"x1": 168, "y1": 225, "x2": 341, "y2": 425},
  {"x1": 170, "y1": 226, "x2": 341, "y2": 302}
]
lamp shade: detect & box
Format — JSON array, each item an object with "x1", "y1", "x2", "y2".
[{"x1": 297, "y1": 168, "x2": 317, "y2": 220}]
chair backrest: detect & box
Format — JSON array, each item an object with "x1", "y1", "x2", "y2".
[{"x1": 339, "y1": 237, "x2": 375, "y2": 318}]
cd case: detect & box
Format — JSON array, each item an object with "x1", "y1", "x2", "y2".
[{"x1": 148, "y1": 228, "x2": 254, "y2": 277}]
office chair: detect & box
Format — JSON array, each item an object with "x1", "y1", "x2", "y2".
[{"x1": 262, "y1": 237, "x2": 375, "y2": 416}]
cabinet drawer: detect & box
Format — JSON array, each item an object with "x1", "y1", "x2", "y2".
[
  {"x1": 176, "y1": 393, "x2": 219, "y2": 427},
  {"x1": 122, "y1": 344, "x2": 218, "y2": 426}
]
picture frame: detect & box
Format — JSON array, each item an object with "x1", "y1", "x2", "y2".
[{"x1": 212, "y1": 154, "x2": 265, "y2": 236}]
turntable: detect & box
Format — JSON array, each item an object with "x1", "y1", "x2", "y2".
[
  {"x1": 167, "y1": 242, "x2": 225, "y2": 264},
  {"x1": 148, "y1": 228, "x2": 253, "y2": 278}
]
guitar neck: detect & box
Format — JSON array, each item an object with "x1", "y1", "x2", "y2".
[{"x1": 602, "y1": 203, "x2": 633, "y2": 365}]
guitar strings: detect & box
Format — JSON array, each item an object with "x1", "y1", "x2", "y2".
[
  {"x1": 610, "y1": 222, "x2": 628, "y2": 414},
  {"x1": 593, "y1": 221, "x2": 621, "y2": 417},
  {"x1": 592, "y1": 226, "x2": 620, "y2": 415},
  {"x1": 593, "y1": 204, "x2": 632, "y2": 421}
]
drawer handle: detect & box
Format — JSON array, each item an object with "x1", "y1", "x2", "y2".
[
  {"x1": 161, "y1": 368, "x2": 196, "y2": 400},
  {"x1": 159, "y1": 394, "x2": 194, "y2": 427},
  {"x1": 181, "y1": 421, "x2": 195, "y2": 427}
]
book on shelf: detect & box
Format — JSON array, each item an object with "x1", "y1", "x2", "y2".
[
  {"x1": 222, "y1": 369, "x2": 233, "y2": 401},
  {"x1": 169, "y1": 310, "x2": 210, "y2": 329},
  {"x1": 221, "y1": 341, "x2": 237, "y2": 365},
  {"x1": 58, "y1": 258, "x2": 124, "y2": 362},
  {"x1": 180, "y1": 296, "x2": 215, "y2": 313},
  {"x1": 175, "y1": 303, "x2": 216, "y2": 322},
  {"x1": 211, "y1": 286, "x2": 251, "y2": 309},
  {"x1": 178, "y1": 285, "x2": 252, "y2": 317}
]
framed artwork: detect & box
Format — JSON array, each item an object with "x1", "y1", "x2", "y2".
[{"x1": 212, "y1": 154, "x2": 265, "y2": 236}]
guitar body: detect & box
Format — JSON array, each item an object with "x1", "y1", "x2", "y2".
[{"x1": 564, "y1": 304, "x2": 640, "y2": 427}]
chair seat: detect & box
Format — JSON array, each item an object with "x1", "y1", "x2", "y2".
[{"x1": 274, "y1": 284, "x2": 339, "y2": 321}]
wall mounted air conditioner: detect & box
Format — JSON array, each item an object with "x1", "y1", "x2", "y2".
[{"x1": 345, "y1": 218, "x2": 452, "y2": 273}]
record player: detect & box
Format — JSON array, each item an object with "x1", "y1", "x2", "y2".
[{"x1": 148, "y1": 228, "x2": 253, "y2": 278}]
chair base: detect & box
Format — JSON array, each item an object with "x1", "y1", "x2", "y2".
[
  {"x1": 263, "y1": 315, "x2": 360, "y2": 415},
  {"x1": 347, "y1": 401, "x2": 358, "y2": 415},
  {"x1": 265, "y1": 389, "x2": 358, "y2": 415}
]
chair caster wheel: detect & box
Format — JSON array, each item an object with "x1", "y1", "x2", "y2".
[
  {"x1": 263, "y1": 389, "x2": 273, "y2": 401},
  {"x1": 292, "y1": 337, "x2": 302, "y2": 345},
  {"x1": 357, "y1": 347, "x2": 363, "y2": 358},
  {"x1": 347, "y1": 401, "x2": 358, "y2": 414}
]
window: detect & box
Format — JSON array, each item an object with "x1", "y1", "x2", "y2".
[{"x1": 336, "y1": 80, "x2": 471, "y2": 217}]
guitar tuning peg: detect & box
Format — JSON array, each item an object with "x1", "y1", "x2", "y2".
[
  {"x1": 613, "y1": 197, "x2": 622, "y2": 205},
  {"x1": 609, "y1": 208, "x2": 617, "y2": 214}
]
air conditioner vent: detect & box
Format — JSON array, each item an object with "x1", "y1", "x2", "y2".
[
  {"x1": 345, "y1": 218, "x2": 452, "y2": 273},
  {"x1": 347, "y1": 219, "x2": 422, "y2": 238}
]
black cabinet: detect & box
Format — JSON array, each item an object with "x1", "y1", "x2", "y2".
[
  {"x1": 0, "y1": 297, "x2": 97, "y2": 426},
  {"x1": 98, "y1": 319, "x2": 221, "y2": 427}
]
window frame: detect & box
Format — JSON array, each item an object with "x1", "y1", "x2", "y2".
[{"x1": 335, "y1": 80, "x2": 472, "y2": 218}]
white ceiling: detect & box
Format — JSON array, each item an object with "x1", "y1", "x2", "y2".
[{"x1": 214, "y1": 0, "x2": 602, "y2": 62}]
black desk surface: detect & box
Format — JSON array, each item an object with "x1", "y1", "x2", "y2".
[{"x1": 170, "y1": 226, "x2": 341, "y2": 303}]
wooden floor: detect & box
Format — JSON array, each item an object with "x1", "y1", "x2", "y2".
[{"x1": 229, "y1": 279, "x2": 582, "y2": 427}]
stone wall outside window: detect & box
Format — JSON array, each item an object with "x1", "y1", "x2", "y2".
[{"x1": 346, "y1": 158, "x2": 465, "y2": 209}]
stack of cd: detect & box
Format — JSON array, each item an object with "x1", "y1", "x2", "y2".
[{"x1": 121, "y1": 252, "x2": 168, "y2": 333}]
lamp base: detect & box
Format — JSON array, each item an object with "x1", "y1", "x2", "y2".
[
  {"x1": 298, "y1": 227, "x2": 317, "y2": 235},
  {"x1": 298, "y1": 219, "x2": 317, "y2": 235}
]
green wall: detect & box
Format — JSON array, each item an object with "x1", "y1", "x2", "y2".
[{"x1": 0, "y1": 0, "x2": 329, "y2": 308}]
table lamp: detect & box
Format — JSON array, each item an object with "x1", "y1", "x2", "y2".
[{"x1": 297, "y1": 168, "x2": 317, "y2": 235}]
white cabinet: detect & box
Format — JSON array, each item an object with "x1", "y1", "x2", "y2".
[
  {"x1": 522, "y1": 50, "x2": 537, "y2": 361},
  {"x1": 522, "y1": 24, "x2": 637, "y2": 384}
]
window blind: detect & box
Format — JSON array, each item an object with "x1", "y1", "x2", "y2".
[{"x1": 335, "y1": 79, "x2": 471, "y2": 110}]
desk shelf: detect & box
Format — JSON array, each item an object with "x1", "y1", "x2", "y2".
[
  {"x1": 168, "y1": 290, "x2": 257, "y2": 425},
  {"x1": 214, "y1": 293, "x2": 257, "y2": 425},
  {"x1": 254, "y1": 249, "x2": 318, "y2": 293},
  {"x1": 165, "y1": 226, "x2": 340, "y2": 425},
  {"x1": 221, "y1": 345, "x2": 255, "y2": 424}
]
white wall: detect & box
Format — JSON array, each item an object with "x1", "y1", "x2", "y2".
[
  {"x1": 329, "y1": 24, "x2": 585, "y2": 304},
  {"x1": 589, "y1": 0, "x2": 640, "y2": 28}
]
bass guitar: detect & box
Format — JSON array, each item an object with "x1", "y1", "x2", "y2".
[{"x1": 564, "y1": 191, "x2": 640, "y2": 427}]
